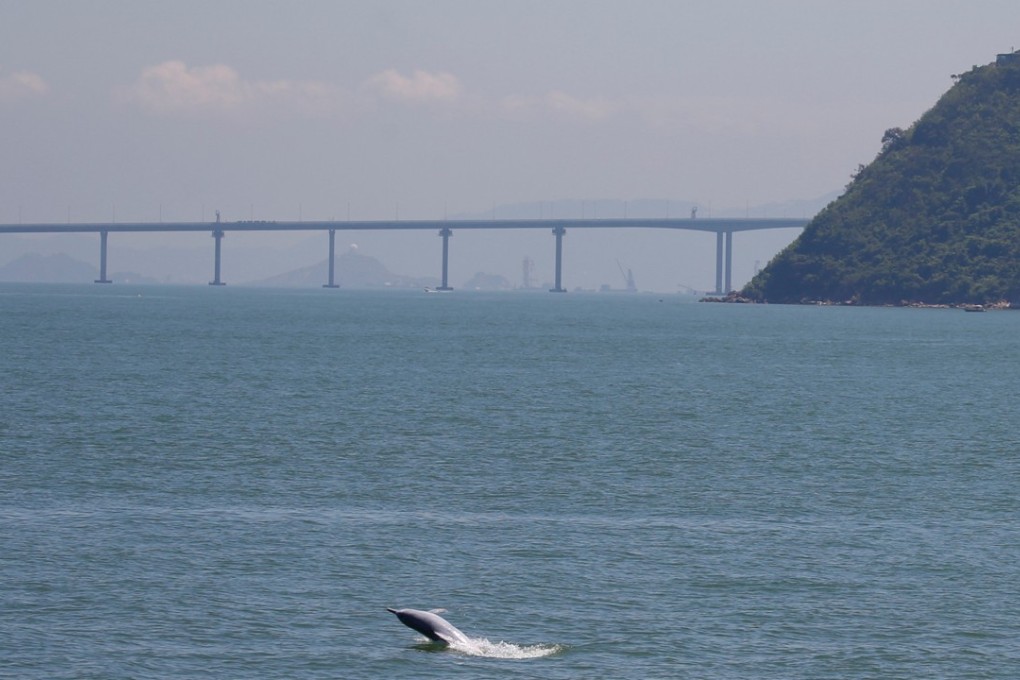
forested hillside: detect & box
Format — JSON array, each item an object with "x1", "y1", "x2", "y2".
[{"x1": 744, "y1": 53, "x2": 1020, "y2": 305}]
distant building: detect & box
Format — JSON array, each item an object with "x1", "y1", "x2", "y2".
[{"x1": 996, "y1": 50, "x2": 1020, "y2": 66}]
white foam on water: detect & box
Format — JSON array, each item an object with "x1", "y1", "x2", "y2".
[{"x1": 449, "y1": 637, "x2": 564, "y2": 659}]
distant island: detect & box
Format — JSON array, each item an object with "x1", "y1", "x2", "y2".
[
  {"x1": 743, "y1": 51, "x2": 1020, "y2": 306},
  {"x1": 0, "y1": 246, "x2": 523, "y2": 290},
  {"x1": 0, "y1": 252, "x2": 160, "y2": 285},
  {"x1": 251, "y1": 248, "x2": 440, "y2": 289}
]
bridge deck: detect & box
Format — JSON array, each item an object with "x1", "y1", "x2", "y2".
[
  {"x1": 0, "y1": 216, "x2": 809, "y2": 293},
  {"x1": 0, "y1": 217, "x2": 808, "y2": 235}
]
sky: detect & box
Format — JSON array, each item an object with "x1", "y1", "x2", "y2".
[{"x1": 3, "y1": 0, "x2": 1020, "y2": 291}]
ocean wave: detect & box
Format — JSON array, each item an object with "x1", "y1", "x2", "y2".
[{"x1": 448, "y1": 637, "x2": 564, "y2": 659}]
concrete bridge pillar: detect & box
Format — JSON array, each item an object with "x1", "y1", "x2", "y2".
[
  {"x1": 209, "y1": 229, "x2": 225, "y2": 286},
  {"x1": 324, "y1": 228, "x2": 339, "y2": 288},
  {"x1": 725, "y1": 230, "x2": 733, "y2": 294},
  {"x1": 713, "y1": 229, "x2": 735, "y2": 294},
  {"x1": 438, "y1": 227, "x2": 453, "y2": 290},
  {"x1": 550, "y1": 225, "x2": 567, "y2": 292},
  {"x1": 94, "y1": 230, "x2": 112, "y2": 283},
  {"x1": 714, "y1": 231, "x2": 723, "y2": 294}
]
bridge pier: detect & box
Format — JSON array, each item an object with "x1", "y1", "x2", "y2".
[
  {"x1": 724, "y1": 230, "x2": 733, "y2": 294},
  {"x1": 713, "y1": 230, "x2": 735, "y2": 294},
  {"x1": 438, "y1": 227, "x2": 453, "y2": 290},
  {"x1": 94, "y1": 230, "x2": 112, "y2": 283},
  {"x1": 209, "y1": 229, "x2": 225, "y2": 285},
  {"x1": 714, "y1": 231, "x2": 723, "y2": 294},
  {"x1": 550, "y1": 225, "x2": 566, "y2": 292},
  {"x1": 323, "y1": 228, "x2": 339, "y2": 288}
]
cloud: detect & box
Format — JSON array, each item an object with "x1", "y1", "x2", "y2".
[
  {"x1": 499, "y1": 91, "x2": 619, "y2": 122},
  {"x1": 0, "y1": 68, "x2": 49, "y2": 102},
  {"x1": 123, "y1": 60, "x2": 780, "y2": 138},
  {"x1": 544, "y1": 91, "x2": 617, "y2": 121},
  {"x1": 125, "y1": 61, "x2": 626, "y2": 126},
  {"x1": 127, "y1": 60, "x2": 343, "y2": 116},
  {"x1": 126, "y1": 62, "x2": 468, "y2": 118},
  {"x1": 131, "y1": 61, "x2": 244, "y2": 113},
  {"x1": 365, "y1": 69, "x2": 461, "y2": 103}
]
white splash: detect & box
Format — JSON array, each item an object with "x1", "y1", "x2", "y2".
[{"x1": 448, "y1": 637, "x2": 564, "y2": 659}]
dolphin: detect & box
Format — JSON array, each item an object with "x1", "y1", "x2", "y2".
[{"x1": 386, "y1": 607, "x2": 472, "y2": 646}]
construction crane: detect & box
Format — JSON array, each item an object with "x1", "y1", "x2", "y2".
[{"x1": 616, "y1": 260, "x2": 637, "y2": 292}]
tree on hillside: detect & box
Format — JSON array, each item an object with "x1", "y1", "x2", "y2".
[{"x1": 744, "y1": 55, "x2": 1020, "y2": 306}]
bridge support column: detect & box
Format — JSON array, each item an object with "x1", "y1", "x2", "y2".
[
  {"x1": 714, "y1": 231, "x2": 723, "y2": 294},
  {"x1": 94, "y1": 230, "x2": 112, "y2": 283},
  {"x1": 724, "y1": 230, "x2": 733, "y2": 294},
  {"x1": 550, "y1": 225, "x2": 566, "y2": 292},
  {"x1": 323, "y1": 228, "x2": 339, "y2": 288},
  {"x1": 209, "y1": 229, "x2": 225, "y2": 286},
  {"x1": 438, "y1": 227, "x2": 453, "y2": 290}
]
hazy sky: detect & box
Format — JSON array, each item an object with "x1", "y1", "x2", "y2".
[{"x1": 3, "y1": 0, "x2": 1020, "y2": 290}]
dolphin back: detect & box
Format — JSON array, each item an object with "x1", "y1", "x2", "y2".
[{"x1": 387, "y1": 607, "x2": 471, "y2": 645}]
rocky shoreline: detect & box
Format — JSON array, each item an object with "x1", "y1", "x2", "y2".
[{"x1": 700, "y1": 291, "x2": 1016, "y2": 309}]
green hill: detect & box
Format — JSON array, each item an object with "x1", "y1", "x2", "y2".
[{"x1": 744, "y1": 52, "x2": 1020, "y2": 306}]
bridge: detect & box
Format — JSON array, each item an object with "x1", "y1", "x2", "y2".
[{"x1": 0, "y1": 215, "x2": 809, "y2": 293}]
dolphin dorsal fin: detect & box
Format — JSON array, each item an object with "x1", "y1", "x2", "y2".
[{"x1": 429, "y1": 608, "x2": 447, "y2": 614}]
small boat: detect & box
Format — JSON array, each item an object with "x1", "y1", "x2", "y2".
[{"x1": 962, "y1": 304, "x2": 985, "y2": 312}]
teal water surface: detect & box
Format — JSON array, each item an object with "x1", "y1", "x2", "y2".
[{"x1": 2, "y1": 284, "x2": 1019, "y2": 679}]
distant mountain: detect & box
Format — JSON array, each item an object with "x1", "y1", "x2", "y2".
[
  {"x1": 250, "y1": 248, "x2": 440, "y2": 289},
  {"x1": 452, "y1": 198, "x2": 698, "y2": 221},
  {"x1": 745, "y1": 52, "x2": 1020, "y2": 305},
  {"x1": 452, "y1": 195, "x2": 832, "y2": 222},
  {"x1": 0, "y1": 253, "x2": 97, "y2": 283},
  {"x1": 0, "y1": 252, "x2": 166, "y2": 284}
]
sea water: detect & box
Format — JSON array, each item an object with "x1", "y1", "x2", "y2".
[{"x1": 2, "y1": 284, "x2": 1019, "y2": 679}]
